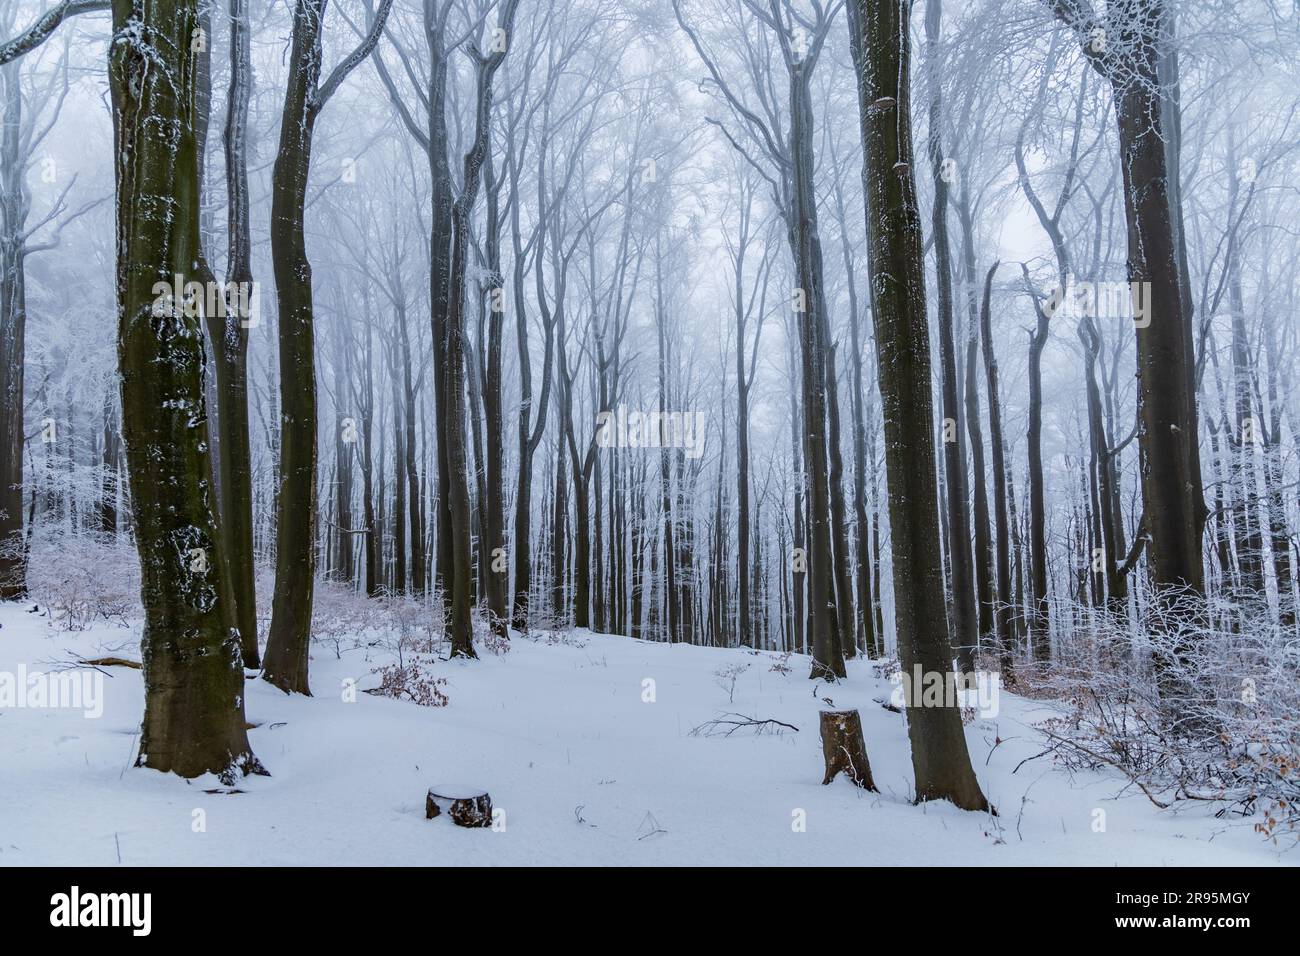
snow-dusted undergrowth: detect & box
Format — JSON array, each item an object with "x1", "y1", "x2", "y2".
[{"x1": 0, "y1": 596, "x2": 1289, "y2": 866}]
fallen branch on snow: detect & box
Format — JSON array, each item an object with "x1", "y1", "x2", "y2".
[{"x1": 689, "y1": 712, "x2": 799, "y2": 737}]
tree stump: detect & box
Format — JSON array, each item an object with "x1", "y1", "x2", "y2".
[
  {"x1": 820, "y1": 710, "x2": 877, "y2": 790},
  {"x1": 425, "y1": 786, "x2": 493, "y2": 828}
]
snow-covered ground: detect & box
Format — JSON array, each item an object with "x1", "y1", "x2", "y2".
[{"x1": 0, "y1": 602, "x2": 1290, "y2": 866}]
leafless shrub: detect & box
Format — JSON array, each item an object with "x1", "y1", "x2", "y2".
[
  {"x1": 363, "y1": 591, "x2": 450, "y2": 707},
  {"x1": 713, "y1": 662, "x2": 749, "y2": 702},
  {"x1": 475, "y1": 605, "x2": 511, "y2": 655},
  {"x1": 307, "y1": 582, "x2": 447, "y2": 660},
  {"x1": 515, "y1": 608, "x2": 588, "y2": 648},
  {"x1": 1024, "y1": 596, "x2": 1300, "y2": 843},
  {"x1": 768, "y1": 651, "x2": 793, "y2": 675},
  {"x1": 308, "y1": 580, "x2": 383, "y2": 658},
  {"x1": 369, "y1": 658, "x2": 449, "y2": 708},
  {"x1": 14, "y1": 528, "x2": 140, "y2": 631},
  {"x1": 870, "y1": 655, "x2": 901, "y2": 683}
]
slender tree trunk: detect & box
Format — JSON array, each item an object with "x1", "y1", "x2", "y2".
[
  {"x1": 788, "y1": 69, "x2": 845, "y2": 680},
  {"x1": 552, "y1": 429, "x2": 568, "y2": 622},
  {"x1": 195, "y1": 0, "x2": 260, "y2": 667},
  {"x1": 787, "y1": 328, "x2": 806, "y2": 655},
  {"x1": 100, "y1": 393, "x2": 119, "y2": 534},
  {"x1": 359, "y1": 318, "x2": 380, "y2": 596},
  {"x1": 510, "y1": 146, "x2": 556, "y2": 633},
  {"x1": 1048, "y1": 0, "x2": 1206, "y2": 699},
  {"x1": 263, "y1": 0, "x2": 393, "y2": 691},
  {"x1": 390, "y1": 367, "x2": 407, "y2": 593},
  {"x1": 826, "y1": 346, "x2": 858, "y2": 658},
  {"x1": 426, "y1": 18, "x2": 454, "y2": 611},
  {"x1": 834, "y1": 184, "x2": 878, "y2": 659},
  {"x1": 262, "y1": 0, "x2": 327, "y2": 695},
  {"x1": 444, "y1": 8, "x2": 518, "y2": 653},
  {"x1": 1026, "y1": 295, "x2": 1051, "y2": 661},
  {"x1": 332, "y1": 337, "x2": 356, "y2": 585},
  {"x1": 956, "y1": 194, "x2": 994, "y2": 651},
  {"x1": 402, "y1": 337, "x2": 424, "y2": 597},
  {"x1": 924, "y1": 0, "x2": 976, "y2": 674},
  {"x1": 656, "y1": 254, "x2": 679, "y2": 642},
  {"x1": 483, "y1": 151, "x2": 508, "y2": 636},
  {"x1": 734, "y1": 224, "x2": 753, "y2": 648},
  {"x1": 847, "y1": 0, "x2": 988, "y2": 810},
  {"x1": 0, "y1": 62, "x2": 28, "y2": 597}
]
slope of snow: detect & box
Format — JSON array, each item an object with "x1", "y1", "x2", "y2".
[{"x1": 0, "y1": 602, "x2": 1289, "y2": 866}]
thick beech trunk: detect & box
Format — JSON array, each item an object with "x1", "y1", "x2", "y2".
[{"x1": 109, "y1": 0, "x2": 259, "y2": 779}]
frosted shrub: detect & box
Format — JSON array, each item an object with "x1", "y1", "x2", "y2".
[
  {"x1": 305, "y1": 582, "x2": 447, "y2": 657},
  {"x1": 18, "y1": 529, "x2": 140, "y2": 631},
  {"x1": 310, "y1": 580, "x2": 385, "y2": 658},
  {"x1": 474, "y1": 608, "x2": 511, "y2": 655},
  {"x1": 367, "y1": 591, "x2": 449, "y2": 707},
  {"x1": 1030, "y1": 597, "x2": 1300, "y2": 843},
  {"x1": 382, "y1": 589, "x2": 446, "y2": 657},
  {"x1": 714, "y1": 662, "x2": 749, "y2": 702},
  {"x1": 768, "y1": 651, "x2": 793, "y2": 675},
  {"x1": 515, "y1": 602, "x2": 585, "y2": 645}
]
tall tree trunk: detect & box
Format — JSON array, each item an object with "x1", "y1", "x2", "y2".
[
  {"x1": 787, "y1": 327, "x2": 806, "y2": 655},
  {"x1": 847, "y1": 0, "x2": 988, "y2": 810},
  {"x1": 423, "y1": 29, "x2": 454, "y2": 615},
  {"x1": 0, "y1": 60, "x2": 27, "y2": 598},
  {"x1": 483, "y1": 151, "x2": 508, "y2": 636},
  {"x1": 1260, "y1": 297, "x2": 1294, "y2": 625},
  {"x1": 833, "y1": 177, "x2": 879, "y2": 659},
  {"x1": 401, "y1": 329, "x2": 424, "y2": 597},
  {"x1": 359, "y1": 316, "x2": 380, "y2": 596},
  {"x1": 1048, "y1": 0, "x2": 1206, "y2": 699},
  {"x1": 1224, "y1": 133, "x2": 1263, "y2": 599},
  {"x1": 190, "y1": 0, "x2": 260, "y2": 667},
  {"x1": 733, "y1": 209, "x2": 754, "y2": 648},
  {"x1": 332, "y1": 337, "x2": 356, "y2": 585},
  {"x1": 788, "y1": 68, "x2": 845, "y2": 680},
  {"x1": 1112, "y1": 2, "x2": 1206, "y2": 680},
  {"x1": 510, "y1": 144, "x2": 557, "y2": 633},
  {"x1": 552, "y1": 429, "x2": 568, "y2": 622},
  {"x1": 955, "y1": 191, "x2": 994, "y2": 651},
  {"x1": 262, "y1": 0, "x2": 393, "y2": 693},
  {"x1": 1025, "y1": 287, "x2": 1051, "y2": 661},
  {"x1": 262, "y1": 1, "x2": 326, "y2": 695},
  {"x1": 826, "y1": 346, "x2": 858, "y2": 658},
  {"x1": 1080, "y1": 314, "x2": 1125, "y2": 613},
  {"x1": 444, "y1": 4, "x2": 518, "y2": 654},
  {"x1": 109, "y1": 0, "x2": 259, "y2": 779},
  {"x1": 924, "y1": 0, "x2": 976, "y2": 673},
  {"x1": 390, "y1": 367, "x2": 407, "y2": 593},
  {"x1": 100, "y1": 393, "x2": 120, "y2": 534},
  {"x1": 656, "y1": 251, "x2": 680, "y2": 642}
]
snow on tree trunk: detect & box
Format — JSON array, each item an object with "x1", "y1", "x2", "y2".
[
  {"x1": 109, "y1": 0, "x2": 260, "y2": 780},
  {"x1": 819, "y1": 709, "x2": 876, "y2": 790}
]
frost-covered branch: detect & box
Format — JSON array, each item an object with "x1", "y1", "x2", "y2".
[{"x1": 0, "y1": 0, "x2": 109, "y2": 66}]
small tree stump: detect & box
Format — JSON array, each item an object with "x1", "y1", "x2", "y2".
[
  {"x1": 426, "y1": 786, "x2": 493, "y2": 828},
  {"x1": 820, "y1": 710, "x2": 877, "y2": 791}
]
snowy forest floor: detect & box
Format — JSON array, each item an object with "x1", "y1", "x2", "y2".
[{"x1": 0, "y1": 602, "x2": 1291, "y2": 866}]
